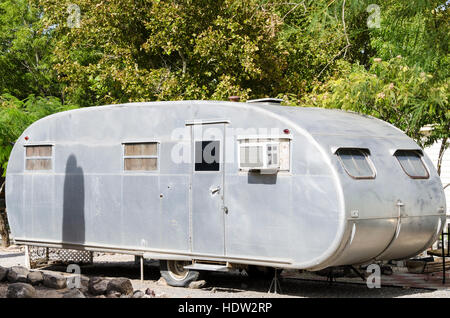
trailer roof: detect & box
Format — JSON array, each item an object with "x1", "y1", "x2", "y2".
[{"x1": 34, "y1": 100, "x2": 407, "y2": 139}]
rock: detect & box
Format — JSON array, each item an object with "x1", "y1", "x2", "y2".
[
  {"x1": 0, "y1": 266, "x2": 8, "y2": 282},
  {"x1": 27, "y1": 271, "x2": 44, "y2": 285},
  {"x1": 6, "y1": 283, "x2": 36, "y2": 298},
  {"x1": 7, "y1": 266, "x2": 29, "y2": 283},
  {"x1": 132, "y1": 290, "x2": 145, "y2": 298},
  {"x1": 95, "y1": 295, "x2": 106, "y2": 298},
  {"x1": 188, "y1": 280, "x2": 206, "y2": 289},
  {"x1": 145, "y1": 288, "x2": 155, "y2": 297},
  {"x1": 106, "y1": 278, "x2": 133, "y2": 296},
  {"x1": 63, "y1": 289, "x2": 86, "y2": 298},
  {"x1": 80, "y1": 275, "x2": 90, "y2": 287},
  {"x1": 79, "y1": 277, "x2": 90, "y2": 295},
  {"x1": 157, "y1": 277, "x2": 168, "y2": 286},
  {"x1": 88, "y1": 277, "x2": 109, "y2": 295},
  {"x1": 43, "y1": 272, "x2": 67, "y2": 289},
  {"x1": 119, "y1": 294, "x2": 130, "y2": 298},
  {"x1": 106, "y1": 291, "x2": 121, "y2": 298}
]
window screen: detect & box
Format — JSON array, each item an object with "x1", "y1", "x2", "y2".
[
  {"x1": 267, "y1": 144, "x2": 279, "y2": 166},
  {"x1": 195, "y1": 140, "x2": 220, "y2": 171},
  {"x1": 123, "y1": 142, "x2": 158, "y2": 171},
  {"x1": 394, "y1": 150, "x2": 429, "y2": 179},
  {"x1": 25, "y1": 145, "x2": 52, "y2": 171},
  {"x1": 240, "y1": 145, "x2": 263, "y2": 168},
  {"x1": 336, "y1": 148, "x2": 375, "y2": 179}
]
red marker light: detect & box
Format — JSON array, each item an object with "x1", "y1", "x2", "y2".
[
  {"x1": 283, "y1": 129, "x2": 290, "y2": 134},
  {"x1": 24, "y1": 136, "x2": 29, "y2": 141}
]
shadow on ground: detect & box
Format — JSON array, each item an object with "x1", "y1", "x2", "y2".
[{"x1": 0, "y1": 253, "x2": 24, "y2": 259}]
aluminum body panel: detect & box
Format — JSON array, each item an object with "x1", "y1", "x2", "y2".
[
  {"x1": 190, "y1": 123, "x2": 226, "y2": 255},
  {"x1": 5, "y1": 101, "x2": 446, "y2": 270}
]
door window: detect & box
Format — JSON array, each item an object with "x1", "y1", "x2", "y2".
[{"x1": 195, "y1": 140, "x2": 220, "y2": 171}]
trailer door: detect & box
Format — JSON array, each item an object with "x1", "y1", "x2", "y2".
[{"x1": 187, "y1": 120, "x2": 228, "y2": 256}]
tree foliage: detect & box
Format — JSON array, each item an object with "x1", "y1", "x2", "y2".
[
  {"x1": 304, "y1": 56, "x2": 449, "y2": 148},
  {"x1": 369, "y1": 0, "x2": 449, "y2": 82},
  {"x1": 0, "y1": 0, "x2": 448, "y2": 161},
  {"x1": 0, "y1": 94, "x2": 78, "y2": 176},
  {"x1": 40, "y1": 0, "x2": 289, "y2": 105},
  {"x1": 0, "y1": 0, "x2": 62, "y2": 99}
]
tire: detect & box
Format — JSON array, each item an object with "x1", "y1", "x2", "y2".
[{"x1": 159, "y1": 260, "x2": 200, "y2": 287}]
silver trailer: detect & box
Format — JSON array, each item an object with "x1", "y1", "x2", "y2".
[{"x1": 5, "y1": 99, "x2": 447, "y2": 286}]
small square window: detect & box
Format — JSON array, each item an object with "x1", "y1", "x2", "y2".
[
  {"x1": 25, "y1": 145, "x2": 53, "y2": 171},
  {"x1": 123, "y1": 142, "x2": 158, "y2": 171}
]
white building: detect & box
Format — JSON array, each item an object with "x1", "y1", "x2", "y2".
[{"x1": 423, "y1": 139, "x2": 449, "y2": 229}]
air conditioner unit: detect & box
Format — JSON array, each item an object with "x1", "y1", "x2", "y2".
[{"x1": 238, "y1": 141, "x2": 280, "y2": 174}]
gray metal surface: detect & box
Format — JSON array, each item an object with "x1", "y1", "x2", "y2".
[{"x1": 5, "y1": 100, "x2": 447, "y2": 271}]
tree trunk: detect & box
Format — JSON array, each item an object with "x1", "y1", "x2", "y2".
[
  {"x1": 0, "y1": 210, "x2": 10, "y2": 248},
  {"x1": 437, "y1": 137, "x2": 448, "y2": 176},
  {"x1": 0, "y1": 181, "x2": 10, "y2": 248}
]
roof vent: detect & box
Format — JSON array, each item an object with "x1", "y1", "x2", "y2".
[{"x1": 246, "y1": 98, "x2": 283, "y2": 105}]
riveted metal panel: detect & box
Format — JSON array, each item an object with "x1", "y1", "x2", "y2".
[{"x1": 5, "y1": 101, "x2": 446, "y2": 270}]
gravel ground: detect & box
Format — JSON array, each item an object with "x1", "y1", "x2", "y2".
[{"x1": 1, "y1": 247, "x2": 449, "y2": 298}]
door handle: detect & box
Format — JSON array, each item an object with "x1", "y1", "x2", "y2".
[
  {"x1": 396, "y1": 200, "x2": 407, "y2": 217},
  {"x1": 210, "y1": 186, "x2": 221, "y2": 195}
]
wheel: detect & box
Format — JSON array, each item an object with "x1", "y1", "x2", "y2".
[{"x1": 159, "y1": 260, "x2": 200, "y2": 287}]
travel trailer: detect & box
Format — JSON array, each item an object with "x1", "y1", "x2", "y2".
[{"x1": 5, "y1": 99, "x2": 447, "y2": 286}]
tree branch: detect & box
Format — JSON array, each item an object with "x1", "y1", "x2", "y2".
[
  {"x1": 316, "y1": 43, "x2": 351, "y2": 79},
  {"x1": 341, "y1": 0, "x2": 350, "y2": 58}
]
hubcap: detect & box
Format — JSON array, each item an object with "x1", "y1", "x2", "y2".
[{"x1": 167, "y1": 260, "x2": 190, "y2": 281}]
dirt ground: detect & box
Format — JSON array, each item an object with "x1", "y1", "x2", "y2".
[{"x1": 1, "y1": 246, "x2": 450, "y2": 298}]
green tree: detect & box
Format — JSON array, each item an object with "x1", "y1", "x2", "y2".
[
  {"x1": 262, "y1": 0, "x2": 384, "y2": 103},
  {"x1": 0, "y1": 94, "x2": 78, "y2": 176},
  {"x1": 0, "y1": 0, "x2": 63, "y2": 99},
  {"x1": 369, "y1": 0, "x2": 449, "y2": 83},
  {"x1": 304, "y1": 56, "x2": 449, "y2": 171},
  {"x1": 40, "y1": 0, "x2": 287, "y2": 105}
]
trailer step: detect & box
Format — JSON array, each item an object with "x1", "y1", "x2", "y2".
[{"x1": 184, "y1": 263, "x2": 230, "y2": 272}]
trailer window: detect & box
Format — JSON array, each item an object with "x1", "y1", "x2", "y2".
[
  {"x1": 336, "y1": 148, "x2": 375, "y2": 179},
  {"x1": 195, "y1": 140, "x2": 220, "y2": 171},
  {"x1": 394, "y1": 150, "x2": 429, "y2": 179},
  {"x1": 25, "y1": 145, "x2": 53, "y2": 171},
  {"x1": 123, "y1": 142, "x2": 158, "y2": 171}
]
